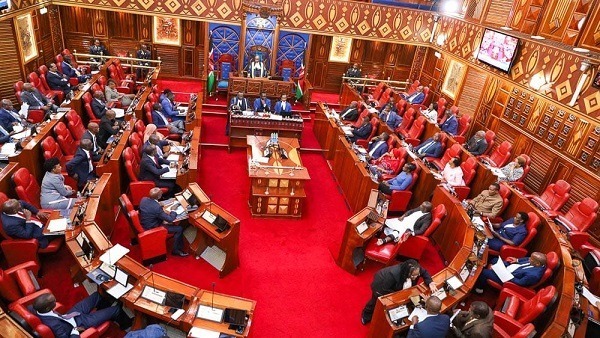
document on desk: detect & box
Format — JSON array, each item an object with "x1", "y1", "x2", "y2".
[
  {"x1": 196, "y1": 305, "x2": 224, "y2": 322},
  {"x1": 471, "y1": 216, "x2": 485, "y2": 231},
  {"x1": 99, "y1": 244, "x2": 130, "y2": 265},
  {"x1": 171, "y1": 146, "x2": 185, "y2": 153},
  {"x1": 0, "y1": 143, "x2": 17, "y2": 158},
  {"x1": 269, "y1": 114, "x2": 283, "y2": 121},
  {"x1": 160, "y1": 167, "x2": 178, "y2": 179},
  {"x1": 166, "y1": 153, "x2": 180, "y2": 162},
  {"x1": 251, "y1": 146, "x2": 269, "y2": 164},
  {"x1": 356, "y1": 221, "x2": 368, "y2": 235},
  {"x1": 341, "y1": 126, "x2": 353, "y2": 136},
  {"x1": 201, "y1": 210, "x2": 217, "y2": 224},
  {"x1": 112, "y1": 108, "x2": 125, "y2": 118},
  {"x1": 446, "y1": 276, "x2": 464, "y2": 290},
  {"x1": 432, "y1": 288, "x2": 447, "y2": 301},
  {"x1": 12, "y1": 129, "x2": 31, "y2": 140},
  {"x1": 408, "y1": 307, "x2": 428, "y2": 322},
  {"x1": 491, "y1": 258, "x2": 514, "y2": 283},
  {"x1": 141, "y1": 286, "x2": 166, "y2": 305},
  {"x1": 188, "y1": 327, "x2": 220, "y2": 338},
  {"x1": 177, "y1": 106, "x2": 188, "y2": 116},
  {"x1": 107, "y1": 283, "x2": 133, "y2": 299},
  {"x1": 47, "y1": 218, "x2": 68, "y2": 233},
  {"x1": 582, "y1": 286, "x2": 600, "y2": 305}
]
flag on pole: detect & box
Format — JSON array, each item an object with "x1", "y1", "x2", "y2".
[
  {"x1": 295, "y1": 60, "x2": 305, "y2": 101},
  {"x1": 207, "y1": 31, "x2": 215, "y2": 93}
]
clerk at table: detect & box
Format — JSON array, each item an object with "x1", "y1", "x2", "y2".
[
  {"x1": 274, "y1": 94, "x2": 292, "y2": 117},
  {"x1": 229, "y1": 92, "x2": 249, "y2": 112},
  {"x1": 253, "y1": 92, "x2": 271, "y2": 112}
]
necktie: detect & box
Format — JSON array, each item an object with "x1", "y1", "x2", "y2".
[
  {"x1": 91, "y1": 133, "x2": 97, "y2": 152},
  {"x1": 32, "y1": 92, "x2": 44, "y2": 106}
]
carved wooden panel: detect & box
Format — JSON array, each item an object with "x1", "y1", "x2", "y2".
[
  {"x1": 107, "y1": 12, "x2": 137, "y2": 40},
  {"x1": 246, "y1": 80, "x2": 262, "y2": 95},
  {"x1": 579, "y1": 2, "x2": 600, "y2": 53},
  {"x1": 138, "y1": 15, "x2": 152, "y2": 41},
  {"x1": 91, "y1": 10, "x2": 107, "y2": 38},
  {"x1": 482, "y1": 0, "x2": 513, "y2": 27},
  {"x1": 59, "y1": 6, "x2": 93, "y2": 35},
  {"x1": 523, "y1": 140, "x2": 557, "y2": 193},
  {"x1": 0, "y1": 19, "x2": 22, "y2": 102},
  {"x1": 154, "y1": 45, "x2": 180, "y2": 76},
  {"x1": 457, "y1": 67, "x2": 487, "y2": 126},
  {"x1": 182, "y1": 20, "x2": 195, "y2": 46},
  {"x1": 538, "y1": 0, "x2": 580, "y2": 43}
]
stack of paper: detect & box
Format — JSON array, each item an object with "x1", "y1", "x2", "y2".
[
  {"x1": 491, "y1": 258, "x2": 514, "y2": 283},
  {"x1": 408, "y1": 307, "x2": 428, "y2": 322},
  {"x1": 113, "y1": 108, "x2": 125, "y2": 118},
  {"x1": 107, "y1": 283, "x2": 133, "y2": 299},
  {"x1": 47, "y1": 218, "x2": 69, "y2": 233},
  {"x1": 99, "y1": 244, "x2": 130, "y2": 265},
  {"x1": 196, "y1": 305, "x2": 224, "y2": 322}
]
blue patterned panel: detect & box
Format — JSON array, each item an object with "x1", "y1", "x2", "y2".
[
  {"x1": 217, "y1": 62, "x2": 231, "y2": 89},
  {"x1": 245, "y1": 13, "x2": 276, "y2": 29},
  {"x1": 209, "y1": 24, "x2": 241, "y2": 71},
  {"x1": 276, "y1": 32, "x2": 309, "y2": 77},
  {"x1": 281, "y1": 68, "x2": 292, "y2": 81},
  {"x1": 244, "y1": 15, "x2": 276, "y2": 72}
]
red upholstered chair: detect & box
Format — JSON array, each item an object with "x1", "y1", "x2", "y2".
[
  {"x1": 128, "y1": 210, "x2": 168, "y2": 265},
  {"x1": 427, "y1": 143, "x2": 462, "y2": 170},
  {"x1": 487, "y1": 251, "x2": 559, "y2": 291},
  {"x1": 365, "y1": 82, "x2": 386, "y2": 101},
  {"x1": 400, "y1": 116, "x2": 426, "y2": 147},
  {"x1": 493, "y1": 320, "x2": 536, "y2": 338},
  {"x1": 483, "y1": 130, "x2": 495, "y2": 155},
  {"x1": 453, "y1": 113, "x2": 471, "y2": 144},
  {"x1": 37, "y1": 66, "x2": 65, "y2": 102},
  {"x1": 487, "y1": 184, "x2": 512, "y2": 224},
  {"x1": 55, "y1": 54, "x2": 79, "y2": 86},
  {"x1": 66, "y1": 109, "x2": 85, "y2": 141},
  {"x1": 510, "y1": 154, "x2": 531, "y2": 188},
  {"x1": 395, "y1": 204, "x2": 446, "y2": 260},
  {"x1": 9, "y1": 289, "x2": 113, "y2": 338},
  {"x1": 487, "y1": 212, "x2": 540, "y2": 257},
  {"x1": 28, "y1": 72, "x2": 58, "y2": 102},
  {"x1": 553, "y1": 197, "x2": 599, "y2": 249},
  {"x1": 82, "y1": 92, "x2": 99, "y2": 124},
  {"x1": 421, "y1": 86, "x2": 432, "y2": 107},
  {"x1": 479, "y1": 141, "x2": 512, "y2": 167},
  {"x1": 123, "y1": 147, "x2": 167, "y2": 206},
  {"x1": 148, "y1": 92, "x2": 160, "y2": 104},
  {"x1": 356, "y1": 118, "x2": 380, "y2": 148},
  {"x1": 128, "y1": 133, "x2": 143, "y2": 162},
  {"x1": 386, "y1": 167, "x2": 420, "y2": 213},
  {"x1": 11, "y1": 168, "x2": 43, "y2": 209},
  {"x1": 435, "y1": 97, "x2": 447, "y2": 120},
  {"x1": 0, "y1": 261, "x2": 40, "y2": 302},
  {"x1": 377, "y1": 89, "x2": 394, "y2": 108},
  {"x1": 395, "y1": 108, "x2": 415, "y2": 134},
  {"x1": 62, "y1": 48, "x2": 91, "y2": 74},
  {"x1": 143, "y1": 102, "x2": 181, "y2": 141},
  {"x1": 495, "y1": 284, "x2": 557, "y2": 325},
  {"x1": 406, "y1": 80, "x2": 420, "y2": 95},
  {"x1": 41, "y1": 136, "x2": 73, "y2": 168},
  {"x1": 579, "y1": 244, "x2": 600, "y2": 295},
  {"x1": 346, "y1": 106, "x2": 367, "y2": 128},
  {"x1": 14, "y1": 81, "x2": 45, "y2": 124},
  {"x1": 380, "y1": 148, "x2": 408, "y2": 181},
  {"x1": 526, "y1": 180, "x2": 571, "y2": 212},
  {"x1": 97, "y1": 75, "x2": 108, "y2": 92},
  {"x1": 107, "y1": 64, "x2": 133, "y2": 93},
  {"x1": 134, "y1": 119, "x2": 146, "y2": 140},
  {"x1": 54, "y1": 122, "x2": 79, "y2": 156},
  {"x1": 453, "y1": 157, "x2": 479, "y2": 200}
]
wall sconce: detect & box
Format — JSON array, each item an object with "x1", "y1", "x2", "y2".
[
  {"x1": 430, "y1": 15, "x2": 440, "y2": 43},
  {"x1": 569, "y1": 59, "x2": 592, "y2": 107}
]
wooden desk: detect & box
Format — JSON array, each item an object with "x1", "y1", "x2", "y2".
[
  {"x1": 0, "y1": 163, "x2": 19, "y2": 198},
  {"x1": 228, "y1": 76, "x2": 294, "y2": 103},
  {"x1": 173, "y1": 126, "x2": 200, "y2": 189},
  {"x1": 313, "y1": 102, "x2": 343, "y2": 160},
  {"x1": 185, "y1": 91, "x2": 203, "y2": 131},
  {"x1": 96, "y1": 120, "x2": 134, "y2": 206},
  {"x1": 82, "y1": 174, "x2": 115, "y2": 237},
  {"x1": 65, "y1": 222, "x2": 112, "y2": 269},
  {"x1": 336, "y1": 207, "x2": 384, "y2": 274},
  {"x1": 133, "y1": 87, "x2": 153, "y2": 120},
  {"x1": 0, "y1": 307, "x2": 32, "y2": 338},
  {"x1": 188, "y1": 202, "x2": 240, "y2": 278},
  {"x1": 339, "y1": 83, "x2": 362, "y2": 109},
  {"x1": 229, "y1": 114, "x2": 303, "y2": 150}
]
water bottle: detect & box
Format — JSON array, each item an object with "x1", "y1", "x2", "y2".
[{"x1": 478, "y1": 239, "x2": 487, "y2": 259}]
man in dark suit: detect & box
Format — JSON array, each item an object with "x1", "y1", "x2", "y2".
[
  {"x1": 340, "y1": 101, "x2": 359, "y2": 122},
  {"x1": 366, "y1": 132, "x2": 389, "y2": 161},
  {"x1": 349, "y1": 115, "x2": 372, "y2": 143},
  {"x1": 136, "y1": 43, "x2": 151, "y2": 79},
  {"x1": 440, "y1": 109, "x2": 458, "y2": 135},
  {"x1": 379, "y1": 104, "x2": 402, "y2": 129},
  {"x1": 407, "y1": 296, "x2": 450, "y2": 338},
  {"x1": 464, "y1": 130, "x2": 488, "y2": 156},
  {"x1": 97, "y1": 110, "x2": 119, "y2": 148},
  {"x1": 253, "y1": 92, "x2": 271, "y2": 112},
  {"x1": 46, "y1": 63, "x2": 74, "y2": 98},
  {"x1": 414, "y1": 132, "x2": 444, "y2": 158},
  {"x1": 475, "y1": 252, "x2": 547, "y2": 293},
  {"x1": 61, "y1": 55, "x2": 90, "y2": 83},
  {"x1": 1, "y1": 199, "x2": 50, "y2": 248},
  {"x1": 487, "y1": 211, "x2": 529, "y2": 252},
  {"x1": 139, "y1": 145, "x2": 177, "y2": 196},
  {"x1": 81, "y1": 122, "x2": 103, "y2": 161},
  {"x1": 376, "y1": 202, "x2": 433, "y2": 245},
  {"x1": 66, "y1": 139, "x2": 97, "y2": 189},
  {"x1": 33, "y1": 291, "x2": 129, "y2": 338},
  {"x1": 151, "y1": 103, "x2": 185, "y2": 134},
  {"x1": 450, "y1": 301, "x2": 493, "y2": 338},
  {"x1": 0, "y1": 99, "x2": 26, "y2": 132},
  {"x1": 362, "y1": 259, "x2": 437, "y2": 324},
  {"x1": 144, "y1": 134, "x2": 170, "y2": 159},
  {"x1": 274, "y1": 94, "x2": 292, "y2": 117},
  {"x1": 160, "y1": 90, "x2": 183, "y2": 121},
  {"x1": 405, "y1": 86, "x2": 425, "y2": 104},
  {"x1": 139, "y1": 188, "x2": 188, "y2": 257},
  {"x1": 229, "y1": 92, "x2": 249, "y2": 112},
  {"x1": 89, "y1": 39, "x2": 110, "y2": 63},
  {"x1": 21, "y1": 83, "x2": 57, "y2": 113},
  {"x1": 91, "y1": 91, "x2": 108, "y2": 119}
]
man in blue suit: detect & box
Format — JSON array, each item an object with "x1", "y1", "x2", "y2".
[
  {"x1": 33, "y1": 291, "x2": 130, "y2": 337},
  {"x1": 379, "y1": 104, "x2": 402, "y2": 129},
  {"x1": 379, "y1": 163, "x2": 416, "y2": 195},
  {"x1": 61, "y1": 55, "x2": 90, "y2": 83},
  {"x1": 91, "y1": 91, "x2": 108, "y2": 119},
  {"x1": 139, "y1": 144, "x2": 177, "y2": 197},
  {"x1": 1, "y1": 199, "x2": 50, "y2": 248},
  {"x1": 0, "y1": 99, "x2": 26, "y2": 132},
  {"x1": 47, "y1": 63, "x2": 74, "y2": 98},
  {"x1": 66, "y1": 139, "x2": 97, "y2": 189},
  {"x1": 405, "y1": 86, "x2": 425, "y2": 104},
  {"x1": 274, "y1": 94, "x2": 292, "y2": 117},
  {"x1": 439, "y1": 109, "x2": 458, "y2": 135},
  {"x1": 407, "y1": 296, "x2": 450, "y2": 338},
  {"x1": 367, "y1": 132, "x2": 389, "y2": 161},
  {"x1": 414, "y1": 133, "x2": 444, "y2": 158},
  {"x1": 487, "y1": 211, "x2": 529, "y2": 251},
  {"x1": 253, "y1": 92, "x2": 271, "y2": 112},
  {"x1": 229, "y1": 92, "x2": 249, "y2": 112},
  {"x1": 160, "y1": 90, "x2": 184, "y2": 121},
  {"x1": 139, "y1": 188, "x2": 188, "y2": 257},
  {"x1": 349, "y1": 116, "x2": 372, "y2": 143},
  {"x1": 475, "y1": 252, "x2": 547, "y2": 293},
  {"x1": 151, "y1": 103, "x2": 185, "y2": 134}
]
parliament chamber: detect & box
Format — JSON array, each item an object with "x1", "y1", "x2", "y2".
[{"x1": 0, "y1": 0, "x2": 599, "y2": 337}]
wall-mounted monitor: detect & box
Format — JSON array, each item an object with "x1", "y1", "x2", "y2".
[
  {"x1": 0, "y1": 0, "x2": 10, "y2": 10},
  {"x1": 476, "y1": 28, "x2": 520, "y2": 73}
]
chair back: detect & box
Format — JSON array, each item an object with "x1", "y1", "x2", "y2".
[
  {"x1": 118, "y1": 194, "x2": 134, "y2": 225},
  {"x1": 438, "y1": 144, "x2": 463, "y2": 168},
  {"x1": 55, "y1": 54, "x2": 64, "y2": 73},
  {"x1": 134, "y1": 119, "x2": 146, "y2": 140},
  {"x1": 12, "y1": 168, "x2": 41, "y2": 208},
  {"x1": 378, "y1": 88, "x2": 393, "y2": 107},
  {"x1": 490, "y1": 141, "x2": 512, "y2": 167},
  {"x1": 484, "y1": 130, "x2": 496, "y2": 155},
  {"x1": 10, "y1": 291, "x2": 56, "y2": 338},
  {"x1": 37, "y1": 66, "x2": 52, "y2": 93},
  {"x1": 108, "y1": 64, "x2": 122, "y2": 82},
  {"x1": 128, "y1": 133, "x2": 143, "y2": 161},
  {"x1": 364, "y1": 117, "x2": 380, "y2": 144},
  {"x1": 397, "y1": 108, "x2": 415, "y2": 131},
  {"x1": 144, "y1": 102, "x2": 154, "y2": 124},
  {"x1": 123, "y1": 147, "x2": 140, "y2": 181},
  {"x1": 148, "y1": 93, "x2": 159, "y2": 104},
  {"x1": 422, "y1": 87, "x2": 432, "y2": 106},
  {"x1": 396, "y1": 99, "x2": 408, "y2": 116},
  {"x1": 563, "y1": 197, "x2": 599, "y2": 232},
  {"x1": 28, "y1": 72, "x2": 46, "y2": 95},
  {"x1": 98, "y1": 75, "x2": 108, "y2": 90},
  {"x1": 423, "y1": 204, "x2": 446, "y2": 237},
  {"x1": 371, "y1": 83, "x2": 386, "y2": 101},
  {"x1": 66, "y1": 110, "x2": 85, "y2": 141},
  {"x1": 406, "y1": 116, "x2": 426, "y2": 140},
  {"x1": 14, "y1": 81, "x2": 25, "y2": 105},
  {"x1": 516, "y1": 285, "x2": 556, "y2": 324},
  {"x1": 54, "y1": 122, "x2": 78, "y2": 156},
  {"x1": 516, "y1": 212, "x2": 540, "y2": 248},
  {"x1": 406, "y1": 80, "x2": 420, "y2": 95},
  {"x1": 456, "y1": 113, "x2": 471, "y2": 137},
  {"x1": 517, "y1": 154, "x2": 531, "y2": 182},
  {"x1": 41, "y1": 136, "x2": 66, "y2": 164},
  {"x1": 461, "y1": 157, "x2": 478, "y2": 185},
  {"x1": 540, "y1": 180, "x2": 571, "y2": 211},
  {"x1": 436, "y1": 97, "x2": 447, "y2": 119},
  {"x1": 129, "y1": 210, "x2": 146, "y2": 234}
]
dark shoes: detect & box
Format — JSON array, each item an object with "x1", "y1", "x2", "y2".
[{"x1": 172, "y1": 250, "x2": 189, "y2": 257}]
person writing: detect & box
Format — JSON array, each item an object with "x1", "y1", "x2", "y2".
[
  {"x1": 407, "y1": 295, "x2": 450, "y2": 338},
  {"x1": 487, "y1": 212, "x2": 529, "y2": 252}
]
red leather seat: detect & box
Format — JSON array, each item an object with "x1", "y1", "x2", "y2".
[
  {"x1": 97, "y1": 75, "x2": 108, "y2": 92},
  {"x1": 36, "y1": 66, "x2": 65, "y2": 102},
  {"x1": 488, "y1": 184, "x2": 512, "y2": 224},
  {"x1": 396, "y1": 99, "x2": 408, "y2": 117},
  {"x1": 453, "y1": 157, "x2": 478, "y2": 200},
  {"x1": 495, "y1": 284, "x2": 556, "y2": 324},
  {"x1": 386, "y1": 167, "x2": 420, "y2": 213},
  {"x1": 488, "y1": 251, "x2": 559, "y2": 291},
  {"x1": 134, "y1": 119, "x2": 146, "y2": 140},
  {"x1": 395, "y1": 108, "x2": 415, "y2": 134},
  {"x1": 11, "y1": 168, "x2": 43, "y2": 209},
  {"x1": 143, "y1": 102, "x2": 181, "y2": 141},
  {"x1": 453, "y1": 113, "x2": 471, "y2": 144},
  {"x1": 61, "y1": 49, "x2": 91, "y2": 74},
  {"x1": 487, "y1": 212, "x2": 540, "y2": 257},
  {"x1": 123, "y1": 147, "x2": 167, "y2": 206},
  {"x1": 554, "y1": 197, "x2": 598, "y2": 249},
  {"x1": 401, "y1": 116, "x2": 426, "y2": 147},
  {"x1": 0, "y1": 261, "x2": 40, "y2": 302},
  {"x1": 380, "y1": 148, "x2": 408, "y2": 181},
  {"x1": 42, "y1": 136, "x2": 73, "y2": 167},
  {"x1": 406, "y1": 80, "x2": 420, "y2": 95},
  {"x1": 427, "y1": 143, "x2": 462, "y2": 170},
  {"x1": 377, "y1": 88, "x2": 393, "y2": 108},
  {"x1": 483, "y1": 130, "x2": 495, "y2": 155},
  {"x1": 82, "y1": 92, "x2": 99, "y2": 124},
  {"x1": 421, "y1": 86, "x2": 432, "y2": 107},
  {"x1": 54, "y1": 121, "x2": 79, "y2": 156},
  {"x1": 107, "y1": 64, "x2": 133, "y2": 93},
  {"x1": 13, "y1": 81, "x2": 45, "y2": 123},
  {"x1": 148, "y1": 92, "x2": 160, "y2": 104},
  {"x1": 54, "y1": 54, "x2": 79, "y2": 86},
  {"x1": 578, "y1": 244, "x2": 600, "y2": 294},
  {"x1": 513, "y1": 154, "x2": 531, "y2": 184},
  {"x1": 356, "y1": 118, "x2": 380, "y2": 147},
  {"x1": 435, "y1": 97, "x2": 447, "y2": 120},
  {"x1": 9, "y1": 289, "x2": 113, "y2": 338},
  {"x1": 128, "y1": 133, "x2": 143, "y2": 162},
  {"x1": 27, "y1": 72, "x2": 57, "y2": 103},
  {"x1": 493, "y1": 320, "x2": 535, "y2": 338},
  {"x1": 365, "y1": 82, "x2": 386, "y2": 101},
  {"x1": 527, "y1": 180, "x2": 571, "y2": 212},
  {"x1": 347, "y1": 106, "x2": 368, "y2": 128},
  {"x1": 479, "y1": 141, "x2": 512, "y2": 167},
  {"x1": 66, "y1": 109, "x2": 85, "y2": 141}
]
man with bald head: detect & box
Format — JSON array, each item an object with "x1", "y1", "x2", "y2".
[
  {"x1": 139, "y1": 144, "x2": 177, "y2": 196},
  {"x1": 21, "y1": 82, "x2": 57, "y2": 112},
  {"x1": 375, "y1": 201, "x2": 434, "y2": 246},
  {"x1": 340, "y1": 101, "x2": 359, "y2": 122},
  {"x1": 464, "y1": 130, "x2": 488, "y2": 155},
  {"x1": 0, "y1": 99, "x2": 26, "y2": 133},
  {"x1": 475, "y1": 252, "x2": 548, "y2": 293},
  {"x1": 407, "y1": 295, "x2": 450, "y2": 337},
  {"x1": 97, "y1": 109, "x2": 119, "y2": 148},
  {"x1": 66, "y1": 139, "x2": 97, "y2": 189},
  {"x1": 1, "y1": 199, "x2": 50, "y2": 248},
  {"x1": 91, "y1": 90, "x2": 108, "y2": 119},
  {"x1": 139, "y1": 188, "x2": 188, "y2": 257},
  {"x1": 81, "y1": 122, "x2": 102, "y2": 160}
]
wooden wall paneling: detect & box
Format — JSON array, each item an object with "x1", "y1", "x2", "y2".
[
  {"x1": 456, "y1": 67, "x2": 487, "y2": 132},
  {"x1": 349, "y1": 38, "x2": 364, "y2": 64},
  {"x1": 509, "y1": 0, "x2": 546, "y2": 34},
  {"x1": 0, "y1": 20, "x2": 22, "y2": 102},
  {"x1": 538, "y1": 0, "x2": 578, "y2": 41},
  {"x1": 183, "y1": 47, "x2": 194, "y2": 77},
  {"x1": 578, "y1": 3, "x2": 600, "y2": 53},
  {"x1": 59, "y1": 7, "x2": 93, "y2": 35},
  {"x1": 154, "y1": 45, "x2": 181, "y2": 76},
  {"x1": 108, "y1": 40, "x2": 139, "y2": 58},
  {"x1": 138, "y1": 15, "x2": 152, "y2": 42},
  {"x1": 307, "y1": 35, "x2": 331, "y2": 91},
  {"x1": 523, "y1": 141, "x2": 557, "y2": 192},
  {"x1": 409, "y1": 46, "x2": 427, "y2": 82},
  {"x1": 195, "y1": 46, "x2": 205, "y2": 79},
  {"x1": 182, "y1": 20, "x2": 195, "y2": 46},
  {"x1": 107, "y1": 12, "x2": 137, "y2": 40},
  {"x1": 561, "y1": 0, "x2": 592, "y2": 45},
  {"x1": 91, "y1": 10, "x2": 107, "y2": 39},
  {"x1": 481, "y1": 0, "x2": 513, "y2": 27},
  {"x1": 325, "y1": 63, "x2": 348, "y2": 91},
  {"x1": 49, "y1": 5, "x2": 64, "y2": 55}
]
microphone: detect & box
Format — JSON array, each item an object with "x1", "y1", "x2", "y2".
[
  {"x1": 211, "y1": 282, "x2": 216, "y2": 309},
  {"x1": 149, "y1": 263, "x2": 159, "y2": 311}
]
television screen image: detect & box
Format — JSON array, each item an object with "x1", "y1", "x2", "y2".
[{"x1": 476, "y1": 29, "x2": 519, "y2": 72}]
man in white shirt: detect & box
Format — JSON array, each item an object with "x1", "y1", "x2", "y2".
[{"x1": 376, "y1": 202, "x2": 433, "y2": 245}]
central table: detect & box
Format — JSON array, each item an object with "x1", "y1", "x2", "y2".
[{"x1": 246, "y1": 135, "x2": 310, "y2": 218}]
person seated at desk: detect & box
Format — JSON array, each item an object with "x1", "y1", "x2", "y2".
[
  {"x1": 464, "y1": 130, "x2": 488, "y2": 156},
  {"x1": 464, "y1": 183, "x2": 503, "y2": 219},
  {"x1": 139, "y1": 145, "x2": 178, "y2": 197},
  {"x1": 81, "y1": 122, "x2": 103, "y2": 161},
  {"x1": 379, "y1": 104, "x2": 402, "y2": 129},
  {"x1": 369, "y1": 148, "x2": 404, "y2": 178},
  {"x1": 440, "y1": 109, "x2": 458, "y2": 136},
  {"x1": 97, "y1": 110, "x2": 119, "y2": 148},
  {"x1": 381, "y1": 97, "x2": 398, "y2": 113},
  {"x1": 229, "y1": 92, "x2": 249, "y2": 112},
  {"x1": 1, "y1": 199, "x2": 50, "y2": 248},
  {"x1": 361, "y1": 259, "x2": 438, "y2": 324},
  {"x1": 151, "y1": 103, "x2": 185, "y2": 135},
  {"x1": 61, "y1": 55, "x2": 91, "y2": 84},
  {"x1": 403, "y1": 86, "x2": 425, "y2": 105},
  {"x1": 420, "y1": 102, "x2": 438, "y2": 121},
  {"x1": 407, "y1": 295, "x2": 450, "y2": 338},
  {"x1": 340, "y1": 101, "x2": 359, "y2": 122},
  {"x1": 139, "y1": 188, "x2": 188, "y2": 257},
  {"x1": 21, "y1": 83, "x2": 58, "y2": 113},
  {"x1": 474, "y1": 252, "x2": 547, "y2": 293},
  {"x1": 366, "y1": 132, "x2": 389, "y2": 161},
  {"x1": 41, "y1": 157, "x2": 79, "y2": 217},
  {"x1": 33, "y1": 291, "x2": 131, "y2": 337},
  {"x1": 253, "y1": 92, "x2": 271, "y2": 112},
  {"x1": 378, "y1": 163, "x2": 416, "y2": 195},
  {"x1": 105, "y1": 79, "x2": 134, "y2": 107},
  {"x1": 414, "y1": 132, "x2": 444, "y2": 158},
  {"x1": 47, "y1": 63, "x2": 74, "y2": 98},
  {"x1": 145, "y1": 134, "x2": 170, "y2": 159},
  {"x1": 274, "y1": 94, "x2": 292, "y2": 117},
  {"x1": 449, "y1": 301, "x2": 493, "y2": 338},
  {"x1": 0, "y1": 99, "x2": 27, "y2": 132},
  {"x1": 160, "y1": 89, "x2": 184, "y2": 121},
  {"x1": 91, "y1": 90, "x2": 109, "y2": 119},
  {"x1": 349, "y1": 115, "x2": 372, "y2": 143},
  {"x1": 375, "y1": 201, "x2": 433, "y2": 245},
  {"x1": 441, "y1": 157, "x2": 465, "y2": 187},
  {"x1": 66, "y1": 139, "x2": 98, "y2": 190},
  {"x1": 249, "y1": 55, "x2": 267, "y2": 78},
  {"x1": 498, "y1": 156, "x2": 526, "y2": 182},
  {"x1": 487, "y1": 211, "x2": 529, "y2": 252}
]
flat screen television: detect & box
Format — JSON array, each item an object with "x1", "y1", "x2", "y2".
[
  {"x1": 0, "y1": 0, "x2": 9, "y2": 10},
  {"x1": 476, "y1": 28, "x2": 519, "y2": 73}
]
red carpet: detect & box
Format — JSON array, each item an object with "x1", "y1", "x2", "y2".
[
  {"x1": 310, "y1": 91, "x2": 341, "y2": 105},
  {"x1": 28, "y1": 84, "x2": 446, "y2": 337}
]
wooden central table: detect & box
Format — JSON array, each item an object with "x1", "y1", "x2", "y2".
[{"x1": 246, "y1": 135, "x2": 310, "y2": 218}]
